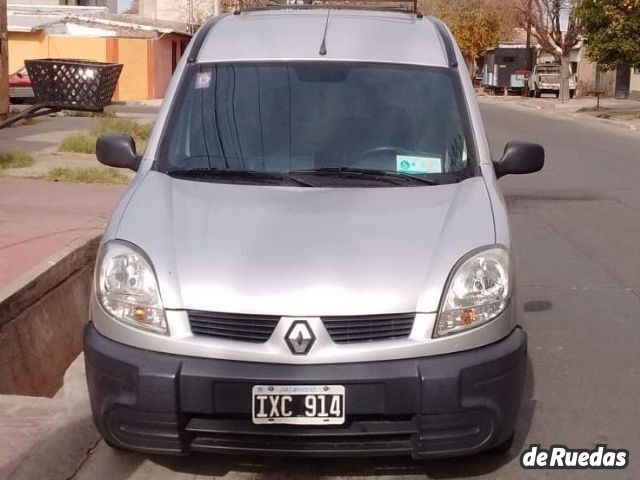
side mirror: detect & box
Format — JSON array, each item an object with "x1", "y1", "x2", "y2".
[
  {"x1": 96, "y1": 133, "x2": 140, "y2": 171},
  {"x1": 494, "y1": 141, "x2": 544, "y2": 178}
]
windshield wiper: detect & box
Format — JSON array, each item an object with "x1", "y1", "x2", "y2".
[
  {"x1": 166, "y1": 168, "x2": 316, "y2": 187},
  {"x1": 289, "y1": 167, "x2": 439, "y2": 185}
]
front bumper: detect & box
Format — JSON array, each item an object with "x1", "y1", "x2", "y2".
[
  {"x1": 539, "y1": 86, "x2": 576, "y2": 92},
  {"x1": 84, "y1": 324, "x2": 527, "y2": 459}
]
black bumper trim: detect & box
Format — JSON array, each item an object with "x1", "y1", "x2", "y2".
[{"x1": 84, "y1": 324, "x2": 527, "y2": 459}]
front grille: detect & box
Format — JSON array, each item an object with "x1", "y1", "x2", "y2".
[
  {"x1": 322, "y1": 313, "x2": 415, "y2": 344},
  {"x1": 185, "y1": 417, "x2": 415, "y2": 456},
  {"x1": 189, "y1": 311, "x2": 415, "y2": 345},
  {"x1": 188, "y1": 311, "x2": 279, "y2": 343}
]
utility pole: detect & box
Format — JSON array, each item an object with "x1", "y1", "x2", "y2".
[
  {"x1": 0, "y1": 0, "x2": 9, "y2": 121},
  {"x1": 213, "y1": 0, "x2": 221, "y2": 16}
]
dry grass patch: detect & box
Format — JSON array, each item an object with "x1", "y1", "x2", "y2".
[
  {"x1": 0, "y1": 150, "x2": 35, "y2": 170},
  {"x1": 59, "y1": 117, "x2": 152, "y2": 155},
  {"x1": 58, "y1": 134, "x2": 96, "y2": 155},
  {"x1": 576, "y1": 106, "x2": 609, "y2": 113},
  {"x1": 41, "y1": 166, "x2": 131, "y2": 185}
]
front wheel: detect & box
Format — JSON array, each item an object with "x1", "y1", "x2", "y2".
[{"x1": 570, "y1": 90, "x2": 576, "y2": 99}]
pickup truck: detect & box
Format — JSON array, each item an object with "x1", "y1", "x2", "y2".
[{"x1": 528, "y1": 64, "x2": 576, "y2": 98}]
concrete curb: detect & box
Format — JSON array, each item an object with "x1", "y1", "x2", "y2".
[
  {"x1": 0, "y1": 235, "x2": 100, "y2": 396},
  {"x1": 0, "y1": 235, "x2": 99, "y2": 326},
  {"x1": 569, "y1": 113, "x2": 639, "y2": 131},
  {"x1": 2, "y1": 355, "x2": 101, "y2": 480},
  {"x1": 478, "y1": 97, "x2": 640, "y2": 132}
]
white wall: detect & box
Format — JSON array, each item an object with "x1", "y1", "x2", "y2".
[
  {"x1": 631, "y1": 68, "x2": 640, "y2": 94},
  {"x1": 138, "y1": 0, "x2": 211, "y2": 23}
]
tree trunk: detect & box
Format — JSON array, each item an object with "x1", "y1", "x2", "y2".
[
  {"x1": 470, "y1": 58, "x2": 478, "y2": 81},
  {"x1": 560, "y1": 54, "x2": 571, "y2": 102},
  {"x1": 463, "y1": 54, "x2": 477, "y2": 81},
  {"x1": 615, "y1": 65, "x2": 631, "y2": 99}
]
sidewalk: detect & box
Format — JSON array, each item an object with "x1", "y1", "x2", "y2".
[
  {"x1": 478, "y1": 94, "x2": 640, "y2": 131},
  {"x1": 1, "y1": 355, "x2": 100, "y2": 480},
  {"x1": 0, "y1": 104, "x2": 159, "y2": 288},
  {"x1": 0, "y1": 178, "x2": 124, "y2": 289}
]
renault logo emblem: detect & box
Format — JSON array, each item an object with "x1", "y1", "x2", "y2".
[{"x1": 285, "y1": 320, "x2": 316, "y2": 355}]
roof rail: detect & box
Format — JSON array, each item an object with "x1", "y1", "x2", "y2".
[
  {"x1": 429, "y1": 16, "x2": 458, "y2": 68},
  {"x1": 236, "y1": 0, "x2": 419, "y2": 15}
]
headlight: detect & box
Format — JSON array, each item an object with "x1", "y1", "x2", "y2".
[
  {"x1": 434, "y1": 247, "x2": 510, "y2": 337},
  {"x1": 96, "y1": 241, "x2": 167, "y2": 334}
]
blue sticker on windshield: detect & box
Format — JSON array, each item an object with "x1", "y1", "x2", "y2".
[{"x1": 396, "y1": 155, "x2": 442, "y2": 174}]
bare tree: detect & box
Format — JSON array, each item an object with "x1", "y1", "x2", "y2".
[
  {"x1": 122, "y1": 0, "x2": 139, "y2": 14},
  {"x1": 517, "y1": 0, "x2": 580, "y2": 101},
  {"x1": 172, "y1": 0, "x2": 220, "y2": 30}
]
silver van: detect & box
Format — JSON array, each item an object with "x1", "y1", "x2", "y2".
[{"x1": 85, "y1": 1, "x2": 544, "y2": 460}]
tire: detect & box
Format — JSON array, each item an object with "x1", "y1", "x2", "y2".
[
  {"x1": 534, "y1": 88, "x2": 541, "y2": 98},
  {"x1": 570, "y1": 90, "x2": 575, "y2": 99},
  {"x1": 555, "y1": 91, "x2": 560, "y2": 99},
  {"x1": 102, "y1": 436, "x2": 127, "y2": 452},
  {"x1": 489, "y1": 434, "x2": 515, "y2": 455},
  {"x1": 528, "y1": 88, "x2": 534, "y2": 98}
]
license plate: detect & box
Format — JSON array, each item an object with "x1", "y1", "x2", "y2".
[{"x1": 252, "y1": 385, "x2": 345, "y2": 425}]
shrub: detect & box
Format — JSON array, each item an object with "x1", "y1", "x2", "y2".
[
  {"x1": 42, "y1": 166, "x2": 130, "y2": 185},
  {"x1": 0, "y1": 150, "x2": 35, "y2": 169},
  {"x1": 59, "y1": 118, "x2": 152, "y2": 154}
]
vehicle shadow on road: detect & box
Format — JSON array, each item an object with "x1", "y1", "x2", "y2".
[{"x1": 150, "y1": 357, "x2": 536, "y2": 479}]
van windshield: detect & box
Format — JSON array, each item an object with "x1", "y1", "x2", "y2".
[{"x1": 156, "y1": 62, "x2": 477, "y2": 187}]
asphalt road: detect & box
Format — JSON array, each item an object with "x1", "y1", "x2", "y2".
[{"x1": 35, "y1": 102, "x2": 640, "y2": 480}]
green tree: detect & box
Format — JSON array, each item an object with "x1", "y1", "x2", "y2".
[
  {"x1": 576, "y1": 0, "x2": 640, "y2": 96},
  {"x1": 577, "y1": 0, "x2": 640, "y2": 69}
]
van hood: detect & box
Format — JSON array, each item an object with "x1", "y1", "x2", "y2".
[{"x1": 115, "y1": 171, "x2": 496, "y2": 316}]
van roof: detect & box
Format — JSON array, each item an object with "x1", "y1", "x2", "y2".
[{"x1": 196, "y1": 10, "x2": 451, "y2": 68}]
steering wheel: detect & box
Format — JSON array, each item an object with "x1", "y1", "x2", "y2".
[
  {"x1": 353, "y1": 146, "x2": 412, "y2": 169},
  {"x1": 358, "y1": 146, "x2": 410, "y2": 158}
]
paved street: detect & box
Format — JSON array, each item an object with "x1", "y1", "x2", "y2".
[{"x1": 8, "y1": 101, "x2": 640, "y2": 479}]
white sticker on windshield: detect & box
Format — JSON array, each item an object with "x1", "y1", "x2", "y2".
[
  {"x1": 396, "y1": 155, "x2": 442, "y2": 174},
  {"x1": 195, "y1": 71, "x2": 212, "y2": 89}
]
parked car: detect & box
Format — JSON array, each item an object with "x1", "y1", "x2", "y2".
[
  {"x1": 8, "y1": 67, "x2": 34, "y2": 102},
  {"x1": 528, "y1": 63, "x2": 576, "y2": 98},
  {"x1": 85, "y1": 4, "x2": 544, "y2": 460}
]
